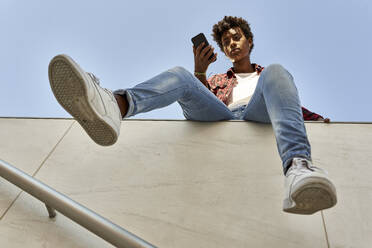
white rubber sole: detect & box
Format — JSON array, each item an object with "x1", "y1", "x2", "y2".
[
  {"x1": 283, "y1": 177, "x2": 337, "y2": 215},
  {"x1": 48, "y1": 55, "x2": 118, "y2": 146}
]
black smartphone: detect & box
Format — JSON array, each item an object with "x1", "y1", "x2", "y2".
[{"x1": 191, "y1": 33, "x2": 214, "y2": 60}]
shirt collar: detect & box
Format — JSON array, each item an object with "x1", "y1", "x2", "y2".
[{"x1": 226, "y1": 63, "x2": 264, "y2": 78}]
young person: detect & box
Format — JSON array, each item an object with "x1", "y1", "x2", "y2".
[{"x1": 48, "y1": 16, "x2": 337, "y2": 215}]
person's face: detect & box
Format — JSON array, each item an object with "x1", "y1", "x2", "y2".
[{"x1": 221, "y1": 27, "x2": 252, "y2": 62}]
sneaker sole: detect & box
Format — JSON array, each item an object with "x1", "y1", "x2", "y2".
[
  {"x1": 48, "y1": 55, "x2": 117, "y2": 146},
  {"x1": 283, "y1": 177, "x2": 337, "y2": 215}
]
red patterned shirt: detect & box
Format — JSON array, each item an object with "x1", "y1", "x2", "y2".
[{"x1": 207, "y1": 64, "x2": 324, "y2": 121}]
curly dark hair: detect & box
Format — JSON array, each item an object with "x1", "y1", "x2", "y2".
[{"x1": 212, "y1": 16, "x2": 254, "y2": 54}]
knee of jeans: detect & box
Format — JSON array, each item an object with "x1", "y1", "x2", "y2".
[
  {"x1": 262, "y1": 64, "x2": 295, "y2": 89},
  {"x1": 168, "y1": 66, "x2": 195, "y2": 87},
  {"x1": 169, "y1": 66, "x2": 191, "y2": 76},
  {"x1": 265, "y1": 63, "x2": 287, "y2": 75}
]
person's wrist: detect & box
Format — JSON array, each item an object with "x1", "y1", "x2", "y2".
[{"x1": 194, "y1": 71, "x2": 206, "y2": 76}]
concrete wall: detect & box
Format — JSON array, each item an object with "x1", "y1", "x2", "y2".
[{"x1": 0, "y1": 118, "x2": 371, "y2": 248}]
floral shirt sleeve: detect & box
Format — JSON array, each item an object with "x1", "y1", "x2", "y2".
[{"x1": 302, "y1": 107, "x2": 324, "y2": 121}]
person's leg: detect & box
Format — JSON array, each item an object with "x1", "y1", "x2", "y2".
[
  {"x1": 242, "y1": 64, "x2": 311, "y2": 174},
  {"x1": 242, "y1": 64, "x2": 336, "y2": 214},
  {"x1": 114, "y1": 66, "x2": 234, "y2": 121},
  {"x1": 49, "y1": 55, "x2": 234, "y2": 146}
]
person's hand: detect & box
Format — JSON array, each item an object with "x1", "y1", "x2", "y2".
[
  {"x1": 193, "y1": 42, "x2": 217, "y2": 73},
  {"x1": 324, "y1": 118, "x2": 330, "y2": 123},
  {"x1": 317, "y1": 117, "x2": 331, "y2": 123}
]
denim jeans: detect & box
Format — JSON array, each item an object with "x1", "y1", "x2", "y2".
[{"x1": 114, "y1": 64, "x2": 311, "y2": 173}]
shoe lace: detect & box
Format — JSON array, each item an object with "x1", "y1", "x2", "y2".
[
  {"x1": 87, "y1": 72, "x2": 113, "y2": 96},
  {"x1": 87, "y1": 72, "x2": 101, "y2": 85},
  {"x1": 301, "y1": 159, "x2": 314, "y2": 171}
]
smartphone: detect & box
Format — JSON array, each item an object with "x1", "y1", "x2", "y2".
[{"x1": 191, "y1": 33, "x2": 214, "y2": 60}]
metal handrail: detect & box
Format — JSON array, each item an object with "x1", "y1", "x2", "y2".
[{"x1": 0, "y1": 159, "x2": 157, "y2": 248}]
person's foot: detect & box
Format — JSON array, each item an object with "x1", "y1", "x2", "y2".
[
  {"x1": 48, "y1": 54, "x2": 121, "y2": 146},
  {"x1": 283, "y1": 158, "x2": 337, "y2": 214}
]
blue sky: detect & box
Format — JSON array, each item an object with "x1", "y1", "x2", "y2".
[{"x1": 0, "y1": 0, "x2": 371, "y2": 121}]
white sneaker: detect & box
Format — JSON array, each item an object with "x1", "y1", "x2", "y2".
[
  {"x1": 283, "y1": 158, "x2": 337, "y2": 214},
  {"x1": 48, "y1": 54, "x2": 121, "y2": 146}
]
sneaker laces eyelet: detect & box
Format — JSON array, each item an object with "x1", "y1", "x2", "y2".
[
  {"x1": 301, "y1": 160, "x2": 314, "y2": 171},
  {"x1": 87, "y1": 72, "x2": 113, "y2": 95}
]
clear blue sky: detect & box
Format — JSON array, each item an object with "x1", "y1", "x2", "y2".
[{"x1": 1, "y1": 0, "x2": 371, "y2": 121}]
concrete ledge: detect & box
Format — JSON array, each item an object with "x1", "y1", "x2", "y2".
[
  {"x1": 1, "y1": 116, "x2": 371, "y2": 124},
  {"x1": 0, "y1": 118, "x2": 371, "y2": 247}
]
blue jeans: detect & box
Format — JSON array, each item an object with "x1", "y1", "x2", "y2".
[{"x1": 114, "y1": 64, "x2": 311, "y2": 174}]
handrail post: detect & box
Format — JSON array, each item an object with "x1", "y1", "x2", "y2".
[
  {"x1": 45, "y1": 204, "x2": 57, "y2": 218},
  {"x1": 0, "y1": 159, "x2": 157, "y2": 248}
]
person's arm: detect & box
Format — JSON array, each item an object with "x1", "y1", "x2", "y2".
[
  {"x1": 194, "y1": 73, "x2": 209, "y2": 88},
  {"x1": 193, "y1": 42, "x2": 217, "y2": 89}
]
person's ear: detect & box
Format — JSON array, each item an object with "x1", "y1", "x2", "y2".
[
  {"x1": 248, "y1": 37, "x2": 253, "y2": 48},
  {"x1": 223, "y1": 49, "x2": 228, "y2": 56},
  {"x1": 222, "y1": 45, "x2": 228, "y2": 56}
]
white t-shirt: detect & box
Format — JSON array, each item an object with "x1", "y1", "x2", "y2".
[{"x1": 228, "y1": 71, "x2": 260, "y2": 109}]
